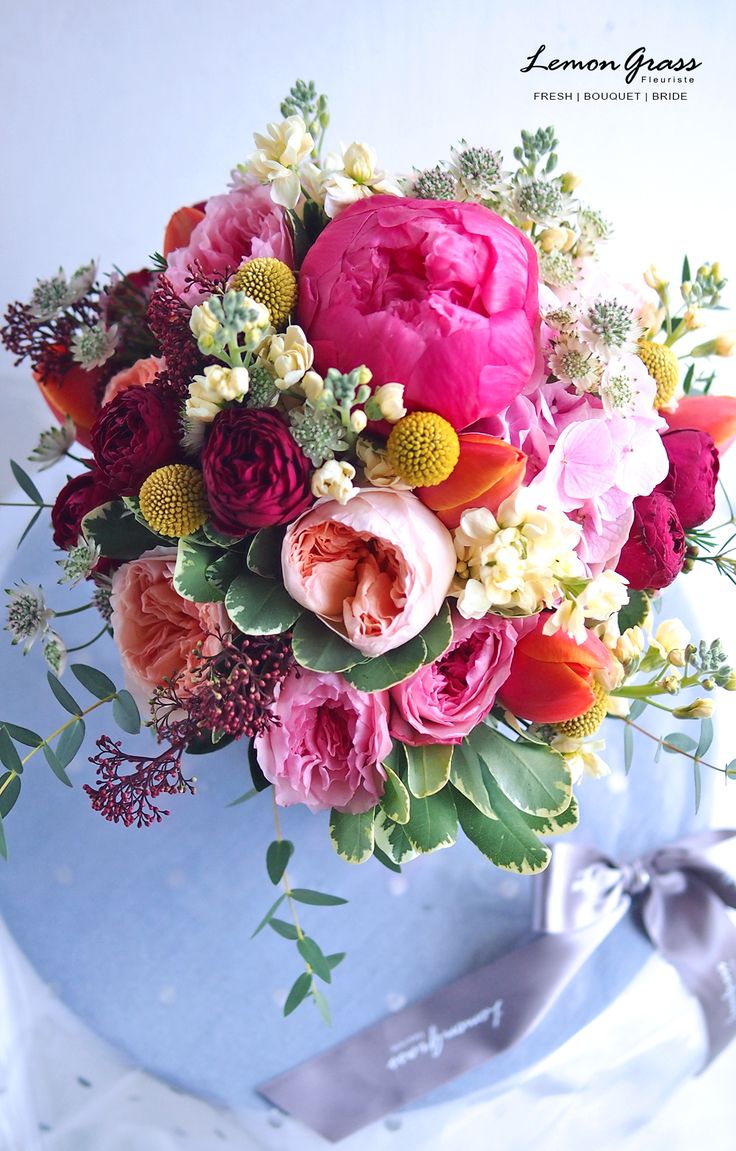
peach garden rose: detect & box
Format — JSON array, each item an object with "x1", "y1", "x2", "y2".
[{"x1": 281, "y1": 488, "x2": 457, "y2": 657}]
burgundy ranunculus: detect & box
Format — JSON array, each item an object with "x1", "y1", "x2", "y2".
[
  {"x1": 51, "y1": 467, "x2": 117, "y2": 550},
  {"x1": 201, "y1": 407, "x2": 313, "y2": 534},
  {"x1": 616, "y1": 491, "x2": 686, "y2": 591},
  {"x1": 91, "y1": 383, "x2": 183, "y2": 496},
  {"x1": 656, "y1": 428, "x2": 719, "y2": 530}
]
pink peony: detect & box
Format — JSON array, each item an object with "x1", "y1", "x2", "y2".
[
  {"x1": 110, "y1": 548, "x2": 227, "y2": 709},
  {"x1": 165, "y1": 185, "x2": 294, "y2": 301},
  {"x1": 282, "y1": 488, "x2": 457, "y2": 657},
  {"x1": 254, "y1": 670, "x2": 390, "y2": 813},
  {"x1": 102, "y1": 355, "x2": 166, "y2": 406},
  {"x1": 298, "y1": 196, "x2": 542, "y2": 430},
  {"x1": 389, "y1": 613, "x2": 527, "y2": 746}
]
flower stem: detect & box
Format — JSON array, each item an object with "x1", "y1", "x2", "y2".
[
  {"x1": 619, "y1": 715, "x2": 724, "y2": 774},
  {"x1": 0, "y1": 502, "x2": 53, "y2": 509},
  {"x1": 55, "y1": 602, "x2": 95, "y2": 618},
  {"x1": 66, "y1": 624, "x2": 110, "y2": 653},
  {"x1": 272, "y1": 790, "x2": 305, "y2": 942},
  {"x1": 21, "y1": 693, "x2": 117, "y2": 767}
]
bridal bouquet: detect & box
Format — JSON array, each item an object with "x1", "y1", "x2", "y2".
[{"x1": 3, "y1": 80, "x2": 736, "y2": 1017}]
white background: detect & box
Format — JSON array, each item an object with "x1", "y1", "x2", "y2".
[{"x1": 2, "y1": 0, "x2": 736, "y2": 1145}]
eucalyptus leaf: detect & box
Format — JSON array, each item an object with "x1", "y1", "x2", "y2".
[
  {"x1": 694, "y1": 760, "x2": 702, "y2": 813},
  {"x1": 343, "y1": 634, "x2": 427, "y2": 692},
  {"x1": 450, "y1": 739, "x2": 495, "y2": 818},
  {"x1": 289, "y1": 888, "x2": 347, "y2": 907},
  {"x1": 174, "y1": 539, "x2": 223, "y2": 603},
  {"x1": 0, "y1": 813, "x2": 7, "y2": 861},
  {"x1": 10, "y1": 459, "x2": 43, "y2": 505},
  {"x1": 269, "y1": 918, "x2": 299, "y2": 941},
  {"x1": 662, "y1": 732, "x2": 698, "y2": 754},
  {"x1": 82, "y1": 500, "x2": 167, "y2": 559},
  {"x1": 403, "y1": 787, "x2": 457, "y2": 854},
  {"x1": 71, "y1": 664, "x2": 116, "y2": 700},
  {"x1": 113, "y1": 691, "x2": 141, "y2": 735},
  {"x1": 17, "y1": 505, "x2": 43, "y2": 547},
  {"x1": 312, "y1": 984, "x2": 331, "y2": 1025},
  {"x1": 0, "y1": 772, "x2": 21, "y2": 818},
  {"x1": 266, "y1": 839, "x2": 294, "y2": 885},
  {"x1": 43, "y1": 744, "x2": 73, "y2": 788},
  {"x1": 696, "y1": 718, "x2": 714, "y2": 759},
  {"x1": 247, "y1": 525, "x2": 287, "y2": 579},
  {"x1": 296, "y1": 936, "x2": 332, "y2": 983},
  {"x1": 467, "y1": 724, "x2": 571, "y2": 817},
  {"x1": 283, "y1": 971, "x2": 312, "y2": 1016},
  {"x1": 405, "y1": 743, "x2": 453, "y2": 798},
  {"x1": 47, "y1": 673, "x2": 82, "y2": 717},
  {"x1": 291, "y1": 613, "x2": 364, "y2": 673},
  {"x1": 329, "y1": 808, "x2": 375, "y2": 863},
  {"x1": 379, "y1": 764, "x2": 411, "y2": 825},
  {"x1": 0, "y1": 727, "x2": 23, "y2": 775},
  {"x1": 55, "y1": 718, "x2": 86, "y2": 769},
  {"x1": 624, "y1": 724, "x2": 633, "y2": 774},
  {"x1": 453, "y1": 784, "x2": 550, "y2": 875},
  {"x1": 326, "y1": 952, "x2": 347, "y2": 970},
  {"x1": 225, "y1": 571, "x2": 302, "y2": 635},
  {"x1": 0, "y1": 723, "x2": 42, "y2": 749},
  {"x1": 251, "y1": 893, "x2": 286, "y2": 937}
]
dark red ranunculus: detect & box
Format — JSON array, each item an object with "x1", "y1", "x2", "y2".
[
  {"x1": 91, "y1": 383, "x2": 183, "y2": 495},
  {"x1": 51, "y1": 467, "x2": 117, "y2": 550},
  {"x1": 656, "y1": 428, "x2": 719, "y2": 530},
  {"x1": 201, "y1": 407, "x2": 313, "y2": 535},
  {"x1": 616, "y1": 491, "x2": 686, "y2": 591}
]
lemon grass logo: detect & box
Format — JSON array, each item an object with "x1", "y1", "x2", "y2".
[{"x1": 521, "y1": 44, "x2": 701, "y2": 85}]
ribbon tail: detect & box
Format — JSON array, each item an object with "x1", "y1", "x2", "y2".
[{"x1": 258, "y1": 907, "x2": 624, "y2": 1143}]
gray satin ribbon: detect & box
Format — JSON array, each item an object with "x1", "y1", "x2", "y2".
[{"x1": 258, "y1": 828, "x2": 736, "y2": 1143}]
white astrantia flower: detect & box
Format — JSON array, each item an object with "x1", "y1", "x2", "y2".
[
  {"x1": 66, "y1": 261, "x2": 98, "y2": 304},
  {"x1": 71, "y1": 322, "x2": 119, "y2": 370},
  {"x1": 57, "y1": 538, "x2": 102, "y2": 588},
  {"x1": 185, "y1": 364, "x2": 250, "y2": 424},
  {"x1": 28, "y1": 417, "x2": 76, "y2": 470},
  {"x1": 548, "y1": 334, "x2": 603, "y2": 392},
  {"x1": 5, "y1": 583, "x2": 54, "y2": 653},
  {"x1": 452, "y1": 488, "x2": 585, "y2": 620},
  {"x1": 248, "y1": 115, "x2": 315, "y2": 210},
  {"x1": 43, "y1": 630, "x2": 68, "y2": 678},
  {"x1": 321, "y1": 142, "x2": 402, "y2": 218},
  {"x1": 311, "y1": 459, "x2": 357, "y2": 505},
  {"x1": 261, "y1": 326, "x2": 314, "y2": 388}
]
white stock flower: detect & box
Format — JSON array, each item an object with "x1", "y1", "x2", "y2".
[
  {"x1": 653, "y1": 618, "x2": 691, "y2": 658},
  {"x1": 311, "y1": 460, "x2": 356, "y2": 505},
  {"x1": 248, "y1": 116, "x2": 315, "y2": 209},
  {"x1": 551, "y1": 734, "x2": 610, "y2": 782},
  {"x1": 578, "y1": 570, "x2": 630, "y2": 621},
  {"x1": 322, "y1": 142, "x2": 403, "y2": 218},
  {"x1": 186, "y1": 364, "x2": 250, "y2": 422},
  {"x1": 189, "y1": 300, "x2": 221, "y2": 341},
  {"x1": 263, "y1": 326, "x2": 314, "y2": 388},
  {"x1": 356, "y1": 438, "x2": 411, "y2": 490}
]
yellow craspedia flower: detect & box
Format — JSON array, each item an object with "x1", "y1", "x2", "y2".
[
  {"x1": 386, "y1": 411, "x2": 460, "y2": 488},
  {"x1": 555, "y1": 678, "x2": 608, "y2": 739},
  {"x1": 636, "y1": 338, "x2": 679, "y2": 408},
  {"x1": 228, "y1": 257, "x2": 296, "y2": 328},
  {"x1": 139, "y1": 464, "x2": 208, "y2": 538}
]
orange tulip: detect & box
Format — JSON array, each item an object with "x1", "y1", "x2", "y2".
[
  {"x1": 33, "y1": 357, "x2": 102, "y2": 451},
  {"x1": 416, "y1": 433, "x2": 526, "y2": 528},
  {"x1": 664, "y1": 394, "x2": 736, "y2": 454},
  {"x1": 163, "y1": 204, "x2": 206, "y2": 257},
  {"x1": 497, "y1": 616, "x2": 612, "y2": 724}
]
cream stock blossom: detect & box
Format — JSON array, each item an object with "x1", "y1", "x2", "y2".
[
  {"x1": 311, "y1": 460, "x2": 357, "y2": 505},
  {"x1": 653, "y1": 618, "x2": 691, "y2": 659},
  {"x1": 452, "y1": 489, "x2": 585, "y2": 619},
  {"x1": 322, "y1": 142, "x2": 403, "y2": 218},
  {"x1": 262, "y1": 325, "x2": 314, "y2": 388},
  {"x1": 249, "y1": 116, "x2": 315, "y2": 209},
  {"x1": 355, "y1": 438, "x2": 411, "y2": 490},
  {"x1": 373, "y1": 383, "x2": 407, "y2": 423},
  {"x1": 185, "y1": 364, "x2": 250, "y2": 422}
]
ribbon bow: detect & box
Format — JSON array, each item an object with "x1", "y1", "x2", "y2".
[{"x1": 259, "y1": 829, "x2": 736, "y2": 1143}]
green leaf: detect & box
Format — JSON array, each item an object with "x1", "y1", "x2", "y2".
[
  {"x1": 682, "y1": 362, "x2": 695, "y2": 395},
  {"x1": 266, "y1": 839, "x2": 295, "y2": 885},
  {"x1": 0, "y1": 727, "x2": 23, "y2": 774},
  {"x1": 682, "y1": 254, "x2": 691, "y2": 284},
  {"x1": 450, "y1": 739, "x2": 495, "y2": 818},
  {"x1": 10, "y1": 459, "x2": 43, "y2": 505},
  {"x1": 251, "y1": 893, "x2": 286, "y2": 937},
  {"x1": 113, "y1": 691, "x2": 141, "y2": 735},
  {"x1": 283, "y1": 971, "x2": 312, "y2": 1016},
  {"x1": 628, "y1": 699, "x2": 646, "y2": 722},
  {"x1": 406, "y1": 742, "x2": 453, "y2": 798},
  {"x1": 226, "y1": 786, "x2": 259, "y2": 807},
  {"x1": 225, "y1": 570, "x2": 302, "y2": 636},
  {"x1": 289, "y1": 888, "x2": 347, "y2": 907},
  {"x1": 467, "y1": 724, "x2": 571, "y2": 817},
  {"x1": 205, "y1": 551, "x2": 243, "y2": 596},
  {"x1": 82, "y1": 500, "x2": 166, "y2": 559},
  {"x1": 17, "y1": 505, "x2": 43, "y2": 547},
  {"x1": 624, "y1": 724, "x2": 634, "y2": 774},
  {"x1": 174, "y1": 539, "x2": 223, "y2": 603},
  {"x1": 662, "y1": 732, "x2": 698, "y2": 754},
  {"x1": 418, "y1": 602, "x2": 453, "y2": 664},
  {"x1": 329, "y1": 809, "x2": 375, "y2": 863},
  {"x1": 373, "y1": 811, "x2": 417, "y2": 864},
  {"x1": 55, "y1": 718, "x2": 85, "y2": 769},
  {"x1": 0, "y1": 723, "x2": 42, "y2": 748},
  {"x1": 47, "y1": 672, "x2": 83, "y2": 717},
  {"x1": 326, "y1": 952, "x2": 346, "y2": 970},
  {"x1": 0, "y1": 812, "x2": 7, "y2": 861},
  {"x1": 379, "y1": 763, "x2": 410, "y2": 825},
  {"x1": 403, "y1": 787, "x2": 457, "y2": 854},
  {"x1": 617, "y1": 590, "x2": 651, "y2": 633},
  {"x1": 43, "y1": 744, "x2": 73, "y2": 787},
  {"x1": 0, "y1": 772, "x2": 21, "y2": 818},
  {"x1": 694, "y1": 760, "x2": 702, "y2": 813},
  {"x1": 372, "y1": 843, "x2": 402, "y2": 873},
  {"x1": 297, "y1": 936, "x2": 333, "y2": 983},
  {"x1": 343, "y1": 634, "x2": 427, "y2": 692},
  {"x1": 202, "y1": 521, "x2": 247, "y2": 548},
  {"x1": 697, "y1": 718, "x2": 714, "y2": 759},
  {"x1": 71, "y1": 664, "x2": 116, "y2": 700},
  {"x1": 247, "y1": 525, "x2": 287, "y2": 579},
  {"x1": 291, "y1": 613, "x2": 364, "y2": 673},
  {"x1": 454, "y1": 784, "x2": 550, "y2": 875},
  {"x1": 518, "y1": 795, "x2": 580, "y2": 837},
  {"x1": 269, "y1": 917, "x2": 299, "y2": 940},
  {"x1": 311, "y1": 984, "x2": 331, "y2": 1025}
]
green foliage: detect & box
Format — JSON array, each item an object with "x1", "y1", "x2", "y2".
[
  {"x1": 47, "y1": 672, "x2": 83, "y2": 717},
  {"x1": 343, "y1": 633, "x2": 426, "y2": 691},
  {"x1": 174, "y1": 539, "x2": 223, "y2": 603},
  {"x1": 403, "y1": 787, "x2": 457, "y2": 854},
  {"x1": 0, "y1": 773, "x2": 21, "y2": 818},
  {"x1": 70, "y1": 664, "x2": 116, "y2": 700},
  {"x1": 618, "y1": 590, "x2": 650, "y2": 633},
  {"x1": 466, "y1": 724, "x2": 572, "y2": 817},
  {"x1": 291, "y1": 614, "x2": 364, "y2": 673},
  {"x1": 418, "y1": 602, "x2": 453, "y2": 663},
  {"x1": 225, "y1": 570, "x2": 302, "y2": 635},
  {"x1": 379, "y1": 763, "x2": 411, "y2": 825},
  {"x1": 247, "y1": 526, "x2": 287, "y2": 580},
  {"x1": 112, "y1": 690, "x2": 141, "y2": 735},
  {"x1": 405, "y1": 742, "x2": 453, "y2": 798},
  {"x1": 450, "y1": 739, "x2": 496, "y2": 818},
  {"x1": 0, "y1": 727, "x2": 23, "y2": 774},
  {"x1": 82, "y1": 500, "x2": 167, "y2": 559},
  {"x1": 10, "y1": 459, "x2": 43, "y2": 505},
  {"x1": 266, "y1": 839, "x2": 294, "y2": 884},
  {"x1": 453, "y1": 783, "x2": 551, "y2": 874},
  {"x1": 329, "y1": 809, "x2": 375, "y2": 863},
  {"x1": 205, "y1": 551, "x2": 243, "y2": 596}
]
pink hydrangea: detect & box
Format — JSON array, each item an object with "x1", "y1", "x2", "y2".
[
  {"x1": 254, "y1": 671, "x2": 390, "y2": 813},
  {"x1": 166, "y1": 185, "x2": 294, "y2": 302}
]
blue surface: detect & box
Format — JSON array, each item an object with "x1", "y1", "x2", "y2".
[{"x1": 0, "y1": 521, "x2": 710, "y2": 1115}]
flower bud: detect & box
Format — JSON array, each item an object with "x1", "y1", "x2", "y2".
[
  {"x1": 716, "y1": 332, "x2": 736, "y2": 357},
  {"x1": 644, "y1": 265, "x2": 667, "y2": 291},
  {"x1": 684, "y1": 307, "x2": 704, "y2": 330},
  {"x1": 723, "y1": 670, "x2": 736, "y2": 691},
  {"x1": 374, "y1": 382, "x2": 407, "y2": 423},
  {"x1": 672, "y1": 698, "x2": 716, "y2": 720},
  {"x1": 356, "y1": 365, "x2": 373, "y2": 387},
  {"x1": 654, "y1": 618, "x2": 691, "y2": 658},
  {"x1": 561, "y1": 172, "x2": 581, "y2": 193},
  {"x1": 350, "y1": 409, "x2": 368, "y2": 433},
  {"x1": 303, "y1": 370, "x2": 325, "y2": 403}
]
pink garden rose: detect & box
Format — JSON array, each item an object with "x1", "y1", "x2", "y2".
[
  {"x1": 282, "y1": 488, "x2": 457, "y2": 657},
  {"x1": 110, "y1": 548, "x2": 227, "y2": 708},
  {"x1": 298, "y1": 196, "x2": 542, "y2": 430},
  {"x1": 102, "y1": 355, "x2": 166, "y2": 406},
  {"x1": 389, "y1": 613, "x2": 527, "y2": 746},
  {"x1": 254, "y1": 670, "x2": 390, "y2": 813},
  {"x1": 166, "y1": 185, "x2": 294, "y2": 301}
]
